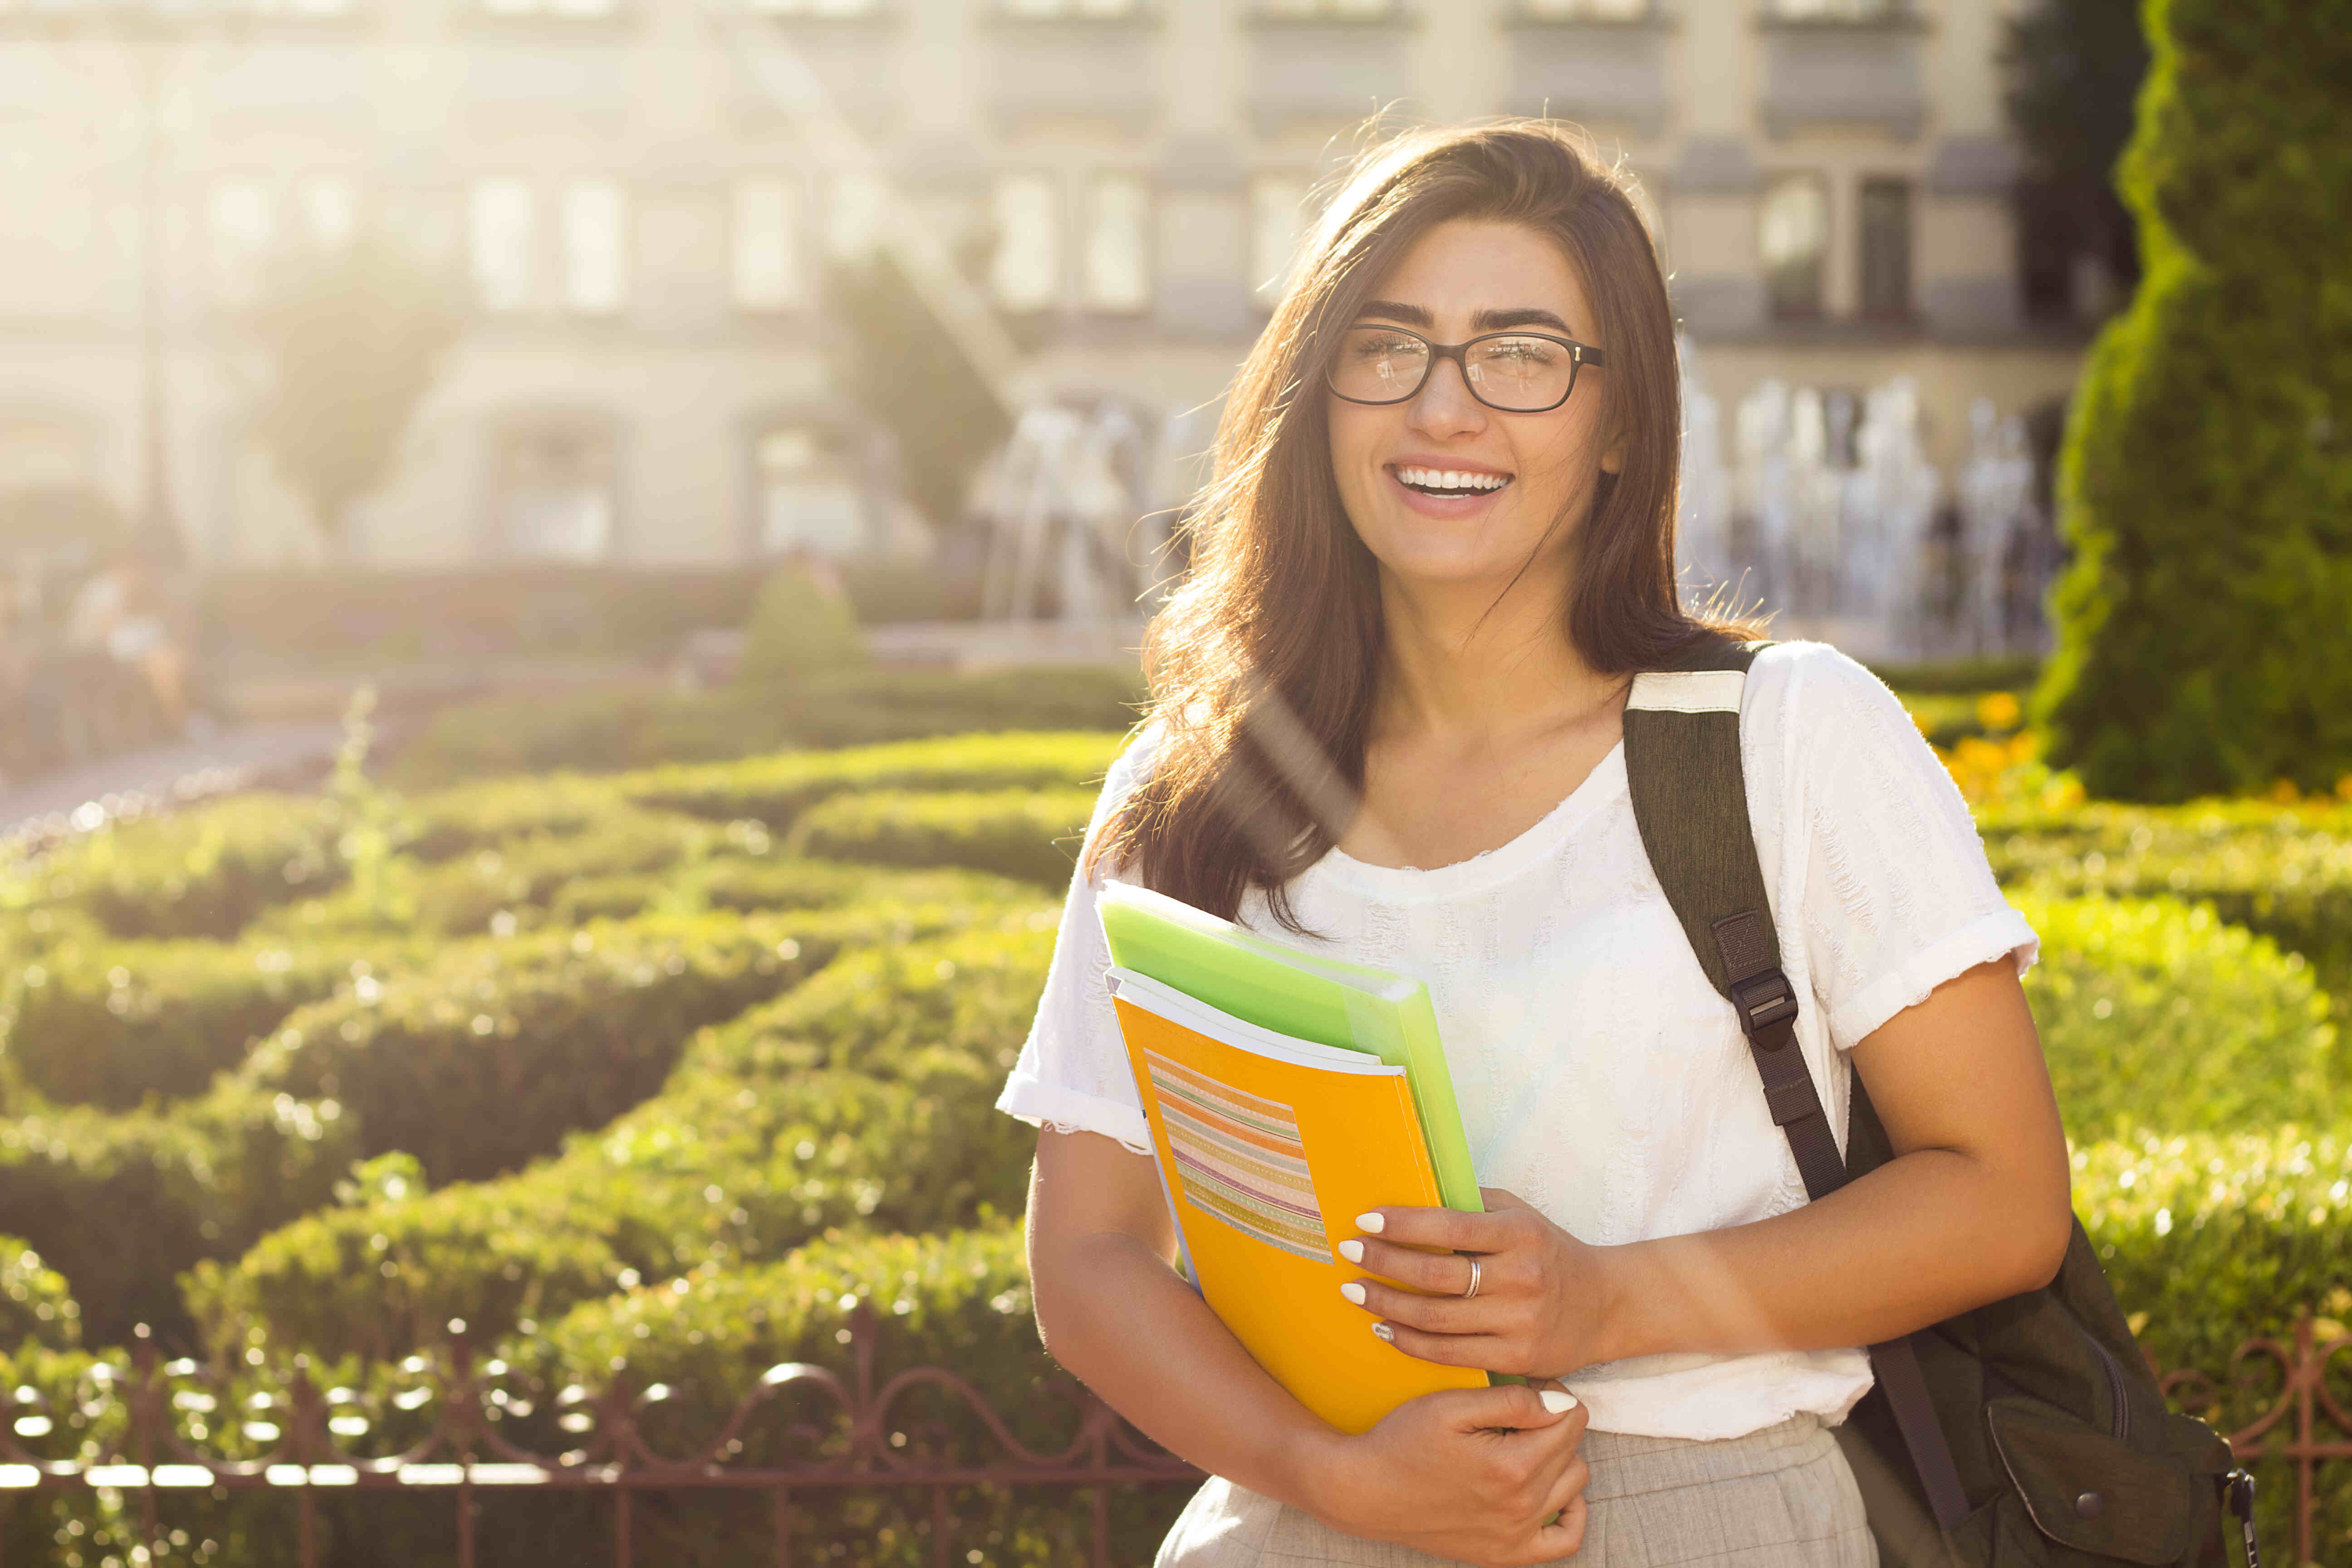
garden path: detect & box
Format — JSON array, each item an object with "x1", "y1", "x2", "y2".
[{"x1": 0, "y1": 718, "x2": 346, "y2": 843}]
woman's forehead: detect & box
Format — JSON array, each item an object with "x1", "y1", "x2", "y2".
[{"x1": 1367, "y1": 218, "x2": 1591, "y2": 327}]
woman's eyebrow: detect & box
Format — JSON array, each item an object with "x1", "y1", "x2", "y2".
[
  {"x1": 1355, "y1": 299, "x2": 1433, "y2": 327},
  {"x1": 1473, "y1": 306, "x2": 1576, "y2": 334},
  {"x1": 1351, "y1": 300, "x2": 1582, "y2": 336}
]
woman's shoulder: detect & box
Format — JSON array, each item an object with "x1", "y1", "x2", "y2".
[{"x1": 1744, "y1": 639, "x2": 1911, "y2": 739}]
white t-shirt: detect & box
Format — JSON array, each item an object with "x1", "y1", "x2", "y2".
[{"x1": 996, "y1": 641, "x2": 2038, "y2": 1441}]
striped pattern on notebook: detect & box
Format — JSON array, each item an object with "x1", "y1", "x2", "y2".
[{"x1": 1145, "y1": 1051, "x2": 1330, "y2": 1263}]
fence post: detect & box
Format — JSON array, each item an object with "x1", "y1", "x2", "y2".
[
  {"x1": 2296, "y1": 1316, "x2": 2317, "y2": 1568},
  {"x1": 931, "y1": 1485, "x2": 950, "y2": 1568},
  {"x1": 772, "y1": 1488, "x2": 791, "y2": 1568},
  {"x1": 130, "y1": 1326, "x2": 157, "y2": 1553},
  {"x1": 614, "y1": 1487, "x2": 631, "y2": 1568}
]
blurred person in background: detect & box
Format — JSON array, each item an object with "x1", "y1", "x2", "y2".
[{"x1": 63, "y1": 544, "x2": 191, "y2": 750}]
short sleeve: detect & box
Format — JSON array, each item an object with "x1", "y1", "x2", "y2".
[
  {"x1": 1767, "y1": 646, "x2": 2039, "y2": 1054},
  {"x1": 992, "y1": 727, "x2": 1162, "y2": 1154}
]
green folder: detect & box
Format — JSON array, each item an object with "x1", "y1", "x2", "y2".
[{"x1": 1098, "y1": 879, "x2": 1483, "y2": 1216}]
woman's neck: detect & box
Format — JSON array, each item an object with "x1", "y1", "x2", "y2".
[{"x1": 1372, "y1": 559, "x2": 1618, "y2": 749}]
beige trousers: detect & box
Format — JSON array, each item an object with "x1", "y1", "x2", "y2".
[{"x1": 1155, "y1": 1413, "x2": 1880, "y2": 1568}]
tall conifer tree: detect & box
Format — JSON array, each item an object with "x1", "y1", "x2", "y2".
[{"x1": 2036, "y1": 0, "x2": 2352, "y2": 799}]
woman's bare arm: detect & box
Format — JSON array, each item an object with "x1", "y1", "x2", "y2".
[
  {"x1": 1028, "y1": 1127, "x2": 1593, "y2": 1565},
  {"x1": 1343, "y1": 960, "x2": 2075, "y2": 1372}
]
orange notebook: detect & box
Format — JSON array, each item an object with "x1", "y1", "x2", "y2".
[{"x1": 1109, "y1": 969, "x2": 1488, "y2": 1435}]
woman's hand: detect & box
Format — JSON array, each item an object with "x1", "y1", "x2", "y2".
[
  {"x1": 1340, "y1": 1189, "x2": 1614, "y2": 1378},
  {"x1": 1309, "y1": 1380, "x2": 1591, "y2": 1566}
]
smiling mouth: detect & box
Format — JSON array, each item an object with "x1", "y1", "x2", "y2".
[{"x1": 1391, "y1": 465, "x2": 1514, "y2": 498}]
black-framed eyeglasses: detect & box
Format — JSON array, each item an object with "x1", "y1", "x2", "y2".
[{"x1": 1324, "y1": 324, "x2": 1608, "y2": 414}]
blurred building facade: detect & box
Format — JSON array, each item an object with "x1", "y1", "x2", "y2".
[{"x1": 0, "y1": 0, "x2": 2091, "y2": 572}]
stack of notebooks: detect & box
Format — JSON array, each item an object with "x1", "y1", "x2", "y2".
[{"x1": 1099, "y1": 881, "x2": 1508, "y2": 1435}]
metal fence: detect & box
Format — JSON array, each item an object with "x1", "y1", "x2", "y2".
[{"x1": 3, "y1": 1309, "x2": 2345, "y2": 1568}]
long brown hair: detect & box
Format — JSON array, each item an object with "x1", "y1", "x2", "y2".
[{"x1": 1094, "y1": 120, "x2": 1746, "y2": 926}]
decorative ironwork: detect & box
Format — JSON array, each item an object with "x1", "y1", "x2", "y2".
[
  {"x1": 6, "y1": 1310, "x2": 2342, "y2": 1565},
  {"x1": 0, "y1": 1305, "x2": 1203, "y2": 1568},
  {"x1": 2156, "y1": 1315, "x2": 2352, "y2": 1566}
]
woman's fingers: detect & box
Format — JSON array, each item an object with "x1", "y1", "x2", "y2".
[
  {"x1": 1373, "y1": 1316, "x2": 1511, "y2": 1368},
  {"x1": 1356, "y1": 1203, "x2": 1509, "y2": 1252},
  {"x1": 1342, "y1": 1236, "x2": 1480, "y2": 1294},
  {"x1": 1525, "y1": 1491, "x2": 1591, "y2": 1563},
  {"x1": 1349, "y1": 1274, "x2": 1490, "y2": 1333}
]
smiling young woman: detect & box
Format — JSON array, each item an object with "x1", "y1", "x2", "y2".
[{"x1": 997, "y1": 123, "x2": 2072, "y2": 1567}]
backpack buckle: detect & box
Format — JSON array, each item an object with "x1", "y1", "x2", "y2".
[{"x1": 1729, "y1": 968, "x2": 1799, "y2": 1043}]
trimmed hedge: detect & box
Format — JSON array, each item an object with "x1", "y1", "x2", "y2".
[
  {"x1": 2019, "y1": 894, "x2": 2342, "y2": 1141},
  {"x1": 1987, "y1": 800, "x2": 2352, "y2": 993},
  {"x1": 387, "y1": 671, "x2": 1142, "y2": 790},
  {"x1": 622, "y1": 730, "x2": 1119, "y2": 831},
  {"x1": 1, "y1": 793, "x2": 343, "y2": 941},
  {"x1": 189, "y1": 922, "x2": 1055, "y2": 1365},
  {"x1": 9, "y1": 885, "x2": 1035, "y2": 1349},
  {"x1": 0, "y1": 935, "x2": 411, "y2": 1111},
  {"x1": 788, "y1": 787, "x2": 1098, "y2": 887}
]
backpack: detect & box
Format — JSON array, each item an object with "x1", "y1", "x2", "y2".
[{"x1": 1618, "y1": 637, "x2": 2261, "y2": 1568}]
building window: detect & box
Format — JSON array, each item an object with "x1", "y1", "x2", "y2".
[
  {"x1": 297, "y1": 177, "x2": 358, "y2": 249},
  {"x1": 823, "y1": 172, "x2": 887, "y2": 264},
  {"x1": 210, "y1": 180, "x2": 278, "y2": 298},
  {"x1": 471, "y1": 179, "x2": 535, "y2": 311},
  {"x1": 1859, "y1": 176, "x2": 1912, "y2": 320},
  {"x1": 562, "y1": 181, "x2": 627, "y2": 314},
  {"x1": 496, "y1": 423, "x2": 616, "y2": 559},
  {"x1": 480, "y1": 0, "x2": 622, "y2": 16},
  {"x1": 1523, "y1": 0, "x2": 1647, "y2": 18},
  {"x1": 1256, "y1": 0, "x2": 1394, "y2": 16},
  {"x1": 1081, "y1": 172, "x2": 1150, "y2": 312},
  {"x1": 1759, "y1": 172, "x2": 1828, "y2": 319},
  {"x1": 756, "y1": 424, "x2": 866, "y2": 557},
  {"x1": 1002, "y1": 0, "x2": 1143, "y2": 14},
  {"x1": 746, "y1": 0, "x2": 882, "y2": 14},
  {"x1": 1249, "y1": 174, "x2": 1310, "y2": 306},
  {"x1": 733, "y1": 178, "x2": 802, "y2": 311},
  {"x1": 991, "y1": 173, "x2": 1062, "y2": 313},
  {"x1": 1765, "y1": 0, "x2": 1900, "y2": 18}
]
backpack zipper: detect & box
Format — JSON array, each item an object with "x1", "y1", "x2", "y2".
[{"x1": 2089, "y1": 1335, "x2": 2132, "y2": 1443}]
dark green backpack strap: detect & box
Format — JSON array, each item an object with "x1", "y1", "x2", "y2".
[{"x1": 1622, "y1": 635, "x2": 1973, "y2": 1534}]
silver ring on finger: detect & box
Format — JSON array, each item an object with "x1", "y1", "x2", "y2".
[{"x1": 1460, "y1": 1255, "x2": 1482, "y2": 1300}]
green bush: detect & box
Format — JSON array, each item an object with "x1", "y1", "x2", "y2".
[
  {"x1": 0, "y1": 935, "x2": 409, "y2": 1110},
  {"x1": 189, "y1": 921, "x2": 1055, "y2": 1364},
  {"x1": 2034, "y1": 0, "x2": 2352, "y2": 799},
  {"x1": 0, "y1": 794, "x2": 343, "y2": 941},
  {"x1": 2078, "y1": 1127, "x2": 2352, "y2": 1554},
  {"x1": 735, "y1": 565, "x2": 872, "y2": 689},
  {"x1": 2020, "y1": 894, "x2": 2342, "y2": 1141},
  {"x1": 1987, "y1": 800, "x2": 2352, "y2": 994},
  {"x1": 1, "y1": 1235, "x2": 79, "y2": 1347},
  {"x1": 788, "y1": 787, "x2": 1097, "y2": 887},
  {"x1": 0, "y1": 1080, "x2": 363, "y2": 1345},
  {"x1": 623, "y1": 731, "x2": 1118, "y2": 830}
]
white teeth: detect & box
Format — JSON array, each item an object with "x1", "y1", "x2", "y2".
[{"x1": 1397, "y1": 466, "x2": 1510, "y2": 492}]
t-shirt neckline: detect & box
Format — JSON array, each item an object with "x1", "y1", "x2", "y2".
[{"x1": 1308, "y1": 737, "x2": 1628, "y2": 904}]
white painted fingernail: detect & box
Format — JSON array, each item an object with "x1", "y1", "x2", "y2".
[
  {"x1": 1541, "y1": 1390, "x2": 1578, "y2": 1414},
  {"x1": 1356, "y1": 1212, "x2": 1386, "y2": 1234},
  {"x1": 1337, "y1": 1239, "x2": 1364, "y2": 1264},
  {"x1": 1371, "y1": 1323, "x2": 1394, "y2": 1342},
  {"x1": 1340, "y1": 1282, "x2": 1367, "y2": 1306}
]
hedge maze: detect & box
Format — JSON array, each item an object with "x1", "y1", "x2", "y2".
[{"x1": 1, "y1": 728, "x2": 2348, "y2": 1562}]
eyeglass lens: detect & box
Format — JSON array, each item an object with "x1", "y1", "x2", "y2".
[{"x1": 1328, "y1": 327, "x2": 1579, "y2": 412}]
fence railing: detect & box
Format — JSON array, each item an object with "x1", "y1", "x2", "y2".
[
  {"x1": 3, "y1": 1310, "x2": 2344, "y2": 1567},
  {"x1": 0, "y1": 1305, "x2": 1202, "y2": 1568}
]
